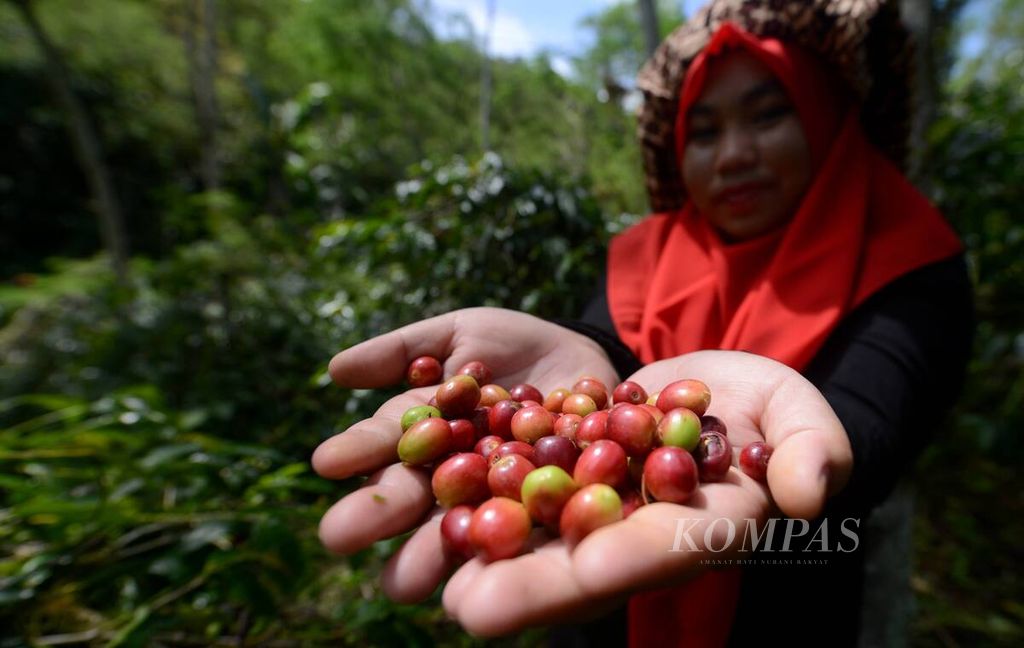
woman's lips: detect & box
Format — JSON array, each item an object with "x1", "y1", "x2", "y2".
[{"x1": 714, "y1": 182, "x2": 769, "y2": 213}]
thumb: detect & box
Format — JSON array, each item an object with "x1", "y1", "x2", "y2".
[
  {"x1": 328, "y1": 312, "x2": 458, "y2": 388},
  {"x1": 766, "y1": 428, "x2": 851, "y2": 520},
  {"x1": 759, "y1": 368, "x2": 853, "y2": 520}
]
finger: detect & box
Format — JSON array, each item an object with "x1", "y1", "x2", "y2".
[
  {"x1": 312, "y1": 389, "x2": 433, "y2": 479},
  {"x1": 450, "y1": 541, "x2": 610, "y2": 638},
  {"x1": 442, "y1": 527, "x2": 552, "y2": 620},
  {"x1": 572, "y1": 478, "x2": 769, "y2": 598},
  {"x1": 318, "y1": 463, "x2": 433, "y2": 554},
  {"x1": 766, "y1": 429, "x2": 841, "y2": 520},
  {"x1": 328, "y1": 313, "x2": 459, "y2": 388},
  {"x1": 443, "y1": 557, "x2": 485, "y2": 619},
  {"x1": 380, "y1": 508, "x2": 451, "y2": 604},
  {"x1": 760, "y1": 373, "x2": 852, "y2": 519}
]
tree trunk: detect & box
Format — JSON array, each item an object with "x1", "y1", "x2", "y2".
[
  {"x1": 637, "y1": 0, "x2": 660, "y2": 59},
  {"x1": 856, "y1": 7, "x2": 972, "y2": 647},
  {"x1": 184, "y1": 0, "x2": 222, "y2": 191},
  {"x1": 10, "y1": 0, "x2": 129, "y2": 283},
  {"x1": 479, "y1": 0, "x2": 495, "y2": 152},
  {"x1": 900, "y1": 0, "x2": 969, "y2": 185},
  {"x1": 900, "y1": 0, "x2": 935, "y2": 184}
]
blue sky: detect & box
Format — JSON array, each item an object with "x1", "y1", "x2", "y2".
[
  {"x1": 426, "y1": 0, "x2": 995, "y2": 66},
  {"x1": 428, "y1": 1, "x2": 705, "y2": 59}
]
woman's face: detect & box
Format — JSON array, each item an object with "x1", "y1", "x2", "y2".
[{"x1": 681, "y1": 50, "x2": 812, "y2": 242}]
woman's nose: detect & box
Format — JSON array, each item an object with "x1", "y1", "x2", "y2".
[{"x1": 715, "y1": 124, "x2": 758, "y2": 173}]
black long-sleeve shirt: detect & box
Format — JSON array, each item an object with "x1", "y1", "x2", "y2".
[{"x1": 551, "y1": 253, "x2": 974, "y2": 647}]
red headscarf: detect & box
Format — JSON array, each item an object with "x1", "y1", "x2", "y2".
[{"x1": 612, "y1": 23, "x2": 963, "y2": 648}]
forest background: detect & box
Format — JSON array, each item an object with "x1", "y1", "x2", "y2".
[{"x1": 1, "y1": 0, "x2": 1021, "y2": 646}]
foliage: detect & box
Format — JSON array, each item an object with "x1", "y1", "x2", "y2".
[
  {"x1": 910, "y1": 4, "x2": 1024, "y2": 644},
  {"x1": 1, "y1": 0, "x2": 1022, "y2": 645},
  {"x1": 0, "y1": 152, "x2": 619, "y2": 645}
]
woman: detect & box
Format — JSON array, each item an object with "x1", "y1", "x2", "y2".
[{"x1": 312, "y1": 1, "x2": 973, "y2": 645}]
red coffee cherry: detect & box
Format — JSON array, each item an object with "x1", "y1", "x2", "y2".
[
  {"x1": 510, "y1": 405, "x2": 554, "y2": 444},
  {"x1": 543, "y1": 388, "x2": 572, "y2": 413},
  {"x1": 695, "y1": 430, "x2": 732, "y2": 482},
  {"x1": 642, "y1": 446, "x2": 698, "y2": 504},
  {"x1": 509, "y1": 383, "x2": 544, "y2": 404},
  {"x1": 572, "y1": 377, "x2": 609, "y2": 410},
  {"x1": 469, "y1": 497, "x2": 532, "y2": 562},
  {"x1": 606, "y1": 404, "x2": 657, "y2": 457},
  {"x1": 655, "y1": 379, "x2": 711, "y2": 416},
  {"x1": 612, "y1": 380, "x2": 648, "y2": 406},
  {"x1": 432, "y1": 452, "x2": 490, "y2": 508},
  {"x1": 559, "y1": 484, "x2": 623, "y2": 547},
  {"x1": 739, "y1": 441, "x2": 773, "y2": 482},
  {"x1": 573, "y1": 439, "x2": 628, "y2": 489},
  {"x1": 440, "y1": 505, "x2": 476, "y2": 563},
  {"x1": 407, "y1": 355, "x2": 443, "y2": 387},
  {"x1": 397, "y1": 417, "x2": 452, "y2": 465},
  {"x1": 436, "y1": 375, "x2": 481, "y2": 419},
  {"x1": 457, "y1": 360, "x2": 493, "y2": 387},
  {"x1": 487, "y1": 454, "x2": 536, "y2": 501}
]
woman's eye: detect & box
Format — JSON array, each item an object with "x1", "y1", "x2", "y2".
[
  {"x1": 688, "y1": 125, "x2": 718, "y2": 142},
  {"x1": 754, "y1": 105, "x2": 791, "y2": 124}
]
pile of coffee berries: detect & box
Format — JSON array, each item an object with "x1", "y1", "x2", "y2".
[{"x1": 397, "y1": 356, "x2": 773, "y2": 563}]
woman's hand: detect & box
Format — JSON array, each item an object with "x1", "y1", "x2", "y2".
[
  {"x1": 429, "y1": 350, "x2": 853, "y2": 636},
  {"x1": 314, "y1": 321, "x2": 854, "y2": 636},
  {"x1": 311, "y1": 307, "x2": 618, "y2": 587}
]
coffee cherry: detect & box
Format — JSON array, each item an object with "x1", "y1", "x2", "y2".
[
  {"x1": 572, "y1": 377, "x2": 609, "y2": 410},
  {"x1": 487, "y1": 440, "x2": 536, "y2": 466},
  {"x1": 532, "y1": 435, "x2": 580, "y2": 474},
  {"x1": 474, "y1": 434, "x2": 504, "y2": 458},
  {"x1": 627, "y1": 456, "x2": 645, "y2": 488},
  {"x1": 562, "y1": 393, "x2": 598, "y2": 417},
  {"x1": 700, "y1": 414, "x2": 728, "y2": 437},
  {"x1": 655, "y1": 379, "x2": 711, "y2": 416},
  {"x1": 510, "y1": 405, "x2": 554, "y2": 444},
  {"x1": 577, "y1": 410, "x2": 610, "y2": 448},
  {"x1": 509, "y1": 383, "x2": 544, "y2": 404},
  {"x1": 407, "y1": 355, "x2": 443, "y2": 387},
  {"x1": 378, "y1": 362, "x2": 737, "y2": 554},
  {"x1": 543, "y1": 388, "x2": 572, "y2": 413},
  {"x1": 559, "y1": 484, "x2": 623, "y2": 547},
  {"x1": 432, "y1": 452, "x2": 490, "y2": 507},
  {"x1": 521, "y1": 465, "x2": 578, "y2": 528},
  {"x1": 487, "y1": 454, "x2": 536, "y2": 500},
  {"x1": 573, "y1": 439, "x2": 628, "y2": 489},
  {"x1": 469, "y1": 497, "x2": 532, "y2": 562},
  {"x1": 398, "y1": 417, "x2": 452, "y2": 465},
  {"x1": 739, "y1": 442, "x2": 773, "y2": 482},
  {"x1": 554, "y1": 413, "x2": 583, "y2": 443},
  {"x1": 619, "y1": 488, "x2": 644, "y2": 518},
  {"x1": 469, "y1": 406, "x2": 490, "y2": 438},
  {"x1": 457, "y1": 361, "x2": 493, "y2": 387},
  {"x1": 400, "y1": 404, "x2": 443, "y2": 432},
  {"x1": 436, "y1": 375, "x2": 481, "y2": 419},
  {"x1": 640, "y1": 403, "x2": 665, "y2": 425},
  {"x1": 612, "y1": 380, "x2": 648, "y2": 406},
  {"x1": 488, "y1": 399, "x2": 524, "y2": 440},
  {"x1": 440, "y1": 504, "x2": 476, "y2": 563},
  {"x1": 657, "y1": 407, "x2": 701, "y2": 451},
  {"x1": 607, "y1": 404, "x2": 657, "y2": 457},
  {"x1": 695, "y1": 430, "x2": 732, "y2": 482},
  {"x1": 449, "y1": 418, "x2": 478, "y2": 452},
  {"x1": 479, "y1": 384, "x2": 512, "y2": 407},
  {"x1": 642, "y1": 446, "x2": 698, "y2": 504}
]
